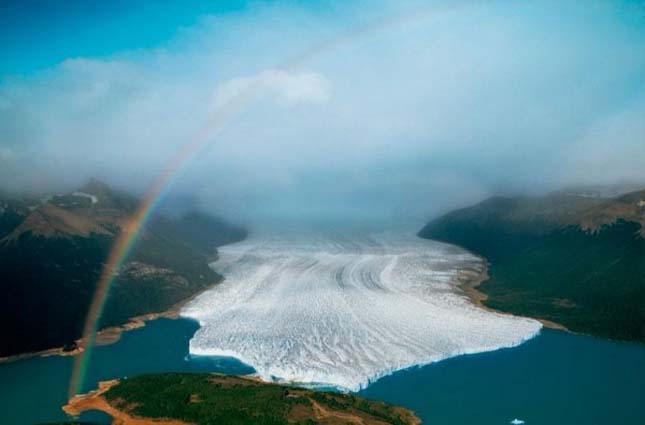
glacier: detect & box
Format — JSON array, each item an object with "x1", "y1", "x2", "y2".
[{"x1": 181, "y1": 229, "x2": 542, "y2": 391}]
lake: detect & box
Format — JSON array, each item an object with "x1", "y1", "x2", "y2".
[{"x1": 0, "y1": 318, "x2": 642, "y2": 425}]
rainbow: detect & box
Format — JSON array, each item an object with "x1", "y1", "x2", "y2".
[
  {"x1": 67, "y1": 85, "x2": 256, "y2": 398},
  {"x1": 67, "y1": 3, "x2": 466, "y2": 398}
]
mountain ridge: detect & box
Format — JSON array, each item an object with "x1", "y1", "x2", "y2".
[
  {"x1": 0, "y1": 179, "x2": 247, "y2": 357},
  {"x1": 419, "y1": 186, "x2": 645, "y2": 341}
]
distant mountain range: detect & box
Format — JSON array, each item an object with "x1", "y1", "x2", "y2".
[
  {"x1": 419, "y1": 187, "x2": 645, "y2": 342},
  {"x1": 0, "y1": 179, "x2": 246, "y2": 357}
]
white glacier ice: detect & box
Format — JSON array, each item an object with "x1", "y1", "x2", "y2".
[{"x1": 181, "y1": 228, "x2": 542, "y2": 391}]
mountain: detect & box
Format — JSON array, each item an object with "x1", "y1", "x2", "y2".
[
  {"x1": 419, "y1": 188, "x2": 645, "y2": 342},
  {"x1": 0, "y1": 180, "x2": 246, "y2": 357},
  {"x1": 63, "y1": 373, "x2": 421, "y2": 425},
  {"x1": 0, "y1": 198, "x2": 38, "y2": 239},
  {"x1": 160, "y1": 211, "x2": 247, "y2": 257}
]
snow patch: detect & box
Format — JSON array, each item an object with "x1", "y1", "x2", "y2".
[{"x1": 72, "y1": 191, "x2": 98, "y2": 204}]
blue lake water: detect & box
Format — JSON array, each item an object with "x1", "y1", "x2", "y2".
[{"x1": 0, "y1": 318, "x2": 642, "y2": 425}]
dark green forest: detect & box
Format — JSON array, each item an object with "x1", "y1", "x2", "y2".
[
  {"x1": 100, "y1": 373, "x2": 417, "y2": 425},
  {"x1": 420, "y1": 211, "x2": 645, "y2": 341}
]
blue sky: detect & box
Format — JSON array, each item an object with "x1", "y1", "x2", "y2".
[
  {"x1": 1, "y1": 1, "x2": 645, "y2": 222},
  {"x1": 1, "y1": 0, "x2": 252, "y2": 75}
]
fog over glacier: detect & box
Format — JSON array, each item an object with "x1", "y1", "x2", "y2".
[
  {"x1": 2, "y1": 1, "x2": 644, "y2": 222},
  {"x1": 182, "y1": 228, "x2": 542, "y2": 391}
]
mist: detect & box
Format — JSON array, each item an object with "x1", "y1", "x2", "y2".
[{"x1": 1, "y1": 0, "x2": 644, "y2": 224}]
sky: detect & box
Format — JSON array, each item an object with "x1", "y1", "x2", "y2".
[{"x1": 1, "y1": 0, "x2": 645, "y2": 223}]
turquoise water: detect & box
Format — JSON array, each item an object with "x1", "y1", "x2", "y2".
[
  {"x1": 0, "y1": 319, "x2": 253, "y2": 425},
  {"x1": 0, "y1": 318, "x2": 642, "y2": 425},
  {"x1": 359, "y1": 329, "x2": 645, "y2": 424}
]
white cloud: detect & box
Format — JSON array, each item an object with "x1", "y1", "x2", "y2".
[
  {"x1": 560, "y1": 100, "x2": 645, "y2": 185},
  {"x1": 214, "y1": 69, "x2": 330, "y2": 109},
  {"x1": 0, "y1": 0, "x2": 644, "y2": 221}
]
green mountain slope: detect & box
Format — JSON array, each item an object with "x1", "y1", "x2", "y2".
[
  {"x1": 0, "y1": 180, "x2": 246, "y2": 357},
  {"x1": 419, "y1": 189, "x2": 645, "y2": 342}
]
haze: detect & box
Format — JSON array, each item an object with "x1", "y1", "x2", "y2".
[{"x1": 1, "y1": 0, "x2": 644, "y2": 224}]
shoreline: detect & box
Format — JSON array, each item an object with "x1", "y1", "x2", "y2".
[
  {"x1": 457, "y1": 256, "x2": 569, "y2": 332},
  {"x1": 63, "y1": 375, "x2": 422, "y2": 425},
  {"x1": 63, "y1": 379, "x2": 190, "y2": 425},
  {"x1": 0, "y1": 279, "x2": 217, "y2": 365},
  {"x1": 1, "y1": 242, "x2": 568, "y2": 366}
]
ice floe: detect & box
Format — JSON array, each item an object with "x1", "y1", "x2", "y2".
[{"x1": 182, "y1": 229, "x2": 541, "y2": 391}]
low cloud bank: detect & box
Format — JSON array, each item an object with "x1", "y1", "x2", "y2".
[{"x1": 1, "y1": 0, "x2": 644, "y2": 223}]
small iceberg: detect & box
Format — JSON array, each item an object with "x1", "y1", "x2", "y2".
[{"x1": 510, "y1": 419, "x2": 525, "y2": 425}]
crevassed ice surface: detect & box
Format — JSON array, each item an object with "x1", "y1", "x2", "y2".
[{"x1": 181, "y1": 229, "x2": 542, "y2": 391}]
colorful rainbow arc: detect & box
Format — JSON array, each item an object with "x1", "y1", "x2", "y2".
[
  {"x1": 67, "y1": 3, "x2": 465, "y2": 399},
  {"x1": 68, "y1": 85, "x2": 256, "y2": 398}
]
